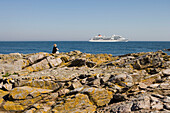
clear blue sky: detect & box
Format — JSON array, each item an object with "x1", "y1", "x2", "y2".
[{"x1": 0, "y1": 0, "x2": 170, "y2": 41}]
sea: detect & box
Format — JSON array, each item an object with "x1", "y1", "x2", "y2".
[{"x1": 0, "y1": 41, "x2": 170, "y2": 56}]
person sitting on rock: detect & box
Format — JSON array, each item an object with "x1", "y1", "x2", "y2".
[{"x1": 52, "y1": 44, "x2": 59, "y2": 54}]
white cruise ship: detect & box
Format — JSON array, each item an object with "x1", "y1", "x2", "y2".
[{"x1": 89, "y1": 34, "x2": 128, "y2": 42}]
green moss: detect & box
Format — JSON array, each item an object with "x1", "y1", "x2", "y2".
[{"x1": 2, "y1": 73, "x2": 11, "y2": 77}]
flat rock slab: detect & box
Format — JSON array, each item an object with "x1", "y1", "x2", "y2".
[{"x1": 9, "y1": 86, "x2": 53, "y2": 100}]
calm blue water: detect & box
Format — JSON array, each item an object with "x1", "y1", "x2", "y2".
[{"x1": 0, "y1": 41, "x2": 169, "y2": 56}]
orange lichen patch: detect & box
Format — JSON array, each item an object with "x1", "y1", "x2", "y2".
[
  {"x1": 53, "y1": 94, "x2": 96, "y2": 113},
  {"x1": 81, "y1": 88, "x2": 113, "y2": 107},
  {"x1": 3, "y1": 101, "x2": 26, "y2": 111}
]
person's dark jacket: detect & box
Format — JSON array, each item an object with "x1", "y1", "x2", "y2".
[{"x1": 52, "y1": 46, "x2": 58, "y2": 53}]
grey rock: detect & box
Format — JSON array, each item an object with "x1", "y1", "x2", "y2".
[
  {"x1": 2, "y1": 83, "x2": 13, "y2": 91},
  {"x1": 92, "y1": 78, "x2": 101, "y2": 86},
  {"x1": 164, "y1": 103, "x2": 170, "y2": 110},
  {"x1": 68, "y1": 59, "x2": 86, "y2": 67},
  {"x1": 80, "y1": 78, "x2": 87, "y2": 84},
  {"x1": 114, "y1": 73, "x2": 126, "y2": 81},
  {"x1": 162, "y1": 69, "x2": 170, "y2": 76},
  {"x1": 159, "y1": 82, "x2": 170, "y2": 89},
  {"x1": 0, "y1": 82, "x2": 3, "y2": 88},
  {"x1": 71, "y1": 81, "x2": 82, "y2": 89},
  {"x1": 0, "y1": 64, "x2": 15, "y2": 74},
  {"x1": 138, "y1": 83, "x2": 148, "y2": 89},
  {"x1": 13, "y1": 59, "x2": 25, "y2": 71},
  {"x1": 162, "y1": 96, "x2": 170, "y2": 103},
  {"x1": 151, "y1": 93, "x2": 164, "y2": 99},
  {"x1": 131, "y1": 95, "x2": 150, "y2": 110},
  {"x1": 129, "y1": 73, "x2": 142, "y2": 83},
  {"x1": 101, "y1": 74, "x2": 111, "y2": 83},
  {"x1": 58, "y1": 89, "x2": 70, "y2": 96},
  {"x1": 68, "y1": 50, "x2": 82, "y2": 56},
  {"x1": 86, "y1": 61, "x2": 96, "y2": 68},
  {"x1": 9, "y1": 74, "x2": 19, "y2": 78},
  {"x1": 24, "y1": 108, "x2": 36, "y2": 113},
  {"x1": 28, "y1": 53, "x2": 45, "y2": 64},
  {"x1": 31, "y1": 59, "x2": 50, "y2": 71},
  {"x1": 149, "y1": 84, "x2": 159, "y2": 88},
  {"x1": 117, "y1": 102, "x2": 133, "y2": 113},
  {"x1": 113, "y1": 94, "x2": 127, "y2": 101},
  {"x1": 46, "y1": 56, "x2": 62, "y2": 67},
  {"x1": 9, "y1": 53, "x2": 22, "y2": 59},
  {"x1": 151, "y1": 101, "x2": 163, "y2": 110},
  {"x1": 133, "y1": 53, "x2": 163, "y2": 70}
]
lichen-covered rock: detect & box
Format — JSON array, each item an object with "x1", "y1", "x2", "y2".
[
  {"x1": 9, "y1": 86, "x2": 52, "y2": 100},
  {"x1": 35, "y1": 107, "x2": 51, "y2": 113},
  {"x1": 68, "y1": 59, "x2": 86, "y2": 67},
  {"x1": 0, "y1": 90, "x2": 9, "y2": 106},
  {"x1": 132, "y1": 52, "x2": 166, "y2": 70},
  {"x1": 53, "y1": 94, "x2": 96, "y2": 113},
  {"x1": 24, "y1": 108, "x2": 36, "y2": 113},
  {"x1": 86, "y1": 61, "x2": 96, "y2": 68},
  {"x1": 17, "y1": 96, "x2": 42, "y2": 106},
  {"x1": 81, "y1": 87, "x2": 113, "y2": 107},
  {"x1": 109, "y1": 73, "x2": 133, "y2": 87},
  {"x1": 0, "y1": 51, "x2": 169, "y2": 113},
  {"x1": 30, "y1": 88, "x2": 53, "y2": 97},
  {"x1": 9, "y1": 86, "x2": 35, "y2": 99},
  {"x1": 0, "y1": 89, "x2": 9, "y2": 97},
  {"x1": 3, "y1": 101, "x2": 25, "y2": 111},
  {"x1": 25, "y1": 79, "x2": 60, "y2": 90},
  {"x1": 2, "y1": 83, "x2": 13, "y2": 91},
  {"x1": 68, "y1": 50, "x2": 82, "y2": 56}
]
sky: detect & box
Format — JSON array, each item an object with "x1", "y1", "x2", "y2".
[{"x1": 0, "y1": 0, "x2": 170, "y2": 41}]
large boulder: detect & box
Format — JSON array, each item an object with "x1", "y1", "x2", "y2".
[
  {"x1": 31, "y1": 59, "x2": 50, "y2": 71},
  {"x1": 132, "y1": 52, "x2": 165, "y2": 70},
  {"x1": 0, "y1": 64, "x2": 15, "y2": 74},
  {"x1": 68, "y1": 59, "x2": 86, "y2": 67},
  {"x1": 0, "y1": 60, "x2": 26, "y2": 75},
  {"x1": 27, "y1": 53, "x2": 46, "y2": 64}
]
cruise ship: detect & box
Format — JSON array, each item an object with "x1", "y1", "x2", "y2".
[{"x1": 89, "y1": 34, "x2": 128, "y2": 42}]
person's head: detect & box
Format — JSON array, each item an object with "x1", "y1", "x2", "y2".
[{"x1": 54, "y1": 44, "x2": 57, "y2": 47}]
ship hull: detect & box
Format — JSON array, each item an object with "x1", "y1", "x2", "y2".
[{"x1": 89, "y1": 39, "x2": 128, "y2": 42}]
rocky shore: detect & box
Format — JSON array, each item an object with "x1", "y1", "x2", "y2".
[{"x1": 0, "y1": 50, "x2": 170, "y2": 113}]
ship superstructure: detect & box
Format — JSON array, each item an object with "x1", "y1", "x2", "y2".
[{"x1": 89, "y1": 34, "x2": 128, "y2": 42}]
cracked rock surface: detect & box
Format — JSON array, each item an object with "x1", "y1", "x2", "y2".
[{"x1": 0, "y1": 50, "x2": 169, "y2": 112}]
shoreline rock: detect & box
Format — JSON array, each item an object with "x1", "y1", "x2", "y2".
[{"x1": 0, "y1": 50, "x2": 169, "y2": 112}]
